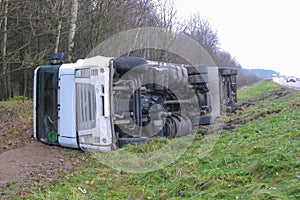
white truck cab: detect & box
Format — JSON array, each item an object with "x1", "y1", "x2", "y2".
[{"x1": 34, "y1": 54, "x2": 116, "y2": 151}]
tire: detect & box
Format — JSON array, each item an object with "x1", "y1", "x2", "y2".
[
  {"x1": 191, "y1": 114, "x2": 212, "y2": 125},
  {"x1": 218, "y1": 68, "x2": 238, "y2": 76},
  {"x1": 185, "y1": 65, "x2": 208, "y2": 75},
  {"x1": 114, "y1": 56, "x2": 148, "y2": 76},
  {"x1": 199, "y1": 115, "x2": 212, "y2": 125},
  {"x1": 188, "y1": 74, "x2": 208, "y2": 84}
]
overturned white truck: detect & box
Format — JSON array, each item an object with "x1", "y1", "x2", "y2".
[{"x1": 34, "y1": 53, "x2": 237, "y2": 151}]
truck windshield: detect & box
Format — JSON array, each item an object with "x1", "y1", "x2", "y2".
[{"x1": 36, "y1": 65, "x2": 60, "y2": 145}]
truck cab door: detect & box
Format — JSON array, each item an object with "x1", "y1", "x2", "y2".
[{"x1": 57, "y1": 65, "x2": 78, "y2": 148}]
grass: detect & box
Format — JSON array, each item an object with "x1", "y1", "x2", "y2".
[
  {"x1": 237, "y1": 80, "x2": 282, "y2": 102},
  {"x1": 7, "y1": 96, "x2": 28, "y2": 101},
  {"x1": 13, "y1": 81, "x2": 300, "y2": 199}
]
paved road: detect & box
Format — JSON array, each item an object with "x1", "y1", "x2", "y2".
[{"x1": 273, "y1": 78, "x2": 300, "y2": 90}]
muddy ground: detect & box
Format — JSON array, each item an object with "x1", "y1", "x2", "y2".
[{"x1": 0, "y1": 100, "x2": 82, "y2": 198}]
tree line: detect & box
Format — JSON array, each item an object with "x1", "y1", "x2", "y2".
[{"x1": 0, "y1": 0, "x2": 241, "y2": 101}]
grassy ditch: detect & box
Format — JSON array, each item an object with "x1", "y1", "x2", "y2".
[
  {"x1": 12, "y1": 81, "x2": 300, "y2": 199},
  {"x1": 0, "y1": 100, "x2": 33, "y2": 153}
]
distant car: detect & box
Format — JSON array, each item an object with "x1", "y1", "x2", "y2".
[
  {"x1": 286, "y1": 76, "x2": 296, "y2": 82},
  {"x1": 272, "y1": 73, "x2": 277, "y2": 78}
]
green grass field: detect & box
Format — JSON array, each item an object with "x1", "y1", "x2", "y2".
[{"x1": 20, "y1": 81, "x2": 300, "y2": 199}]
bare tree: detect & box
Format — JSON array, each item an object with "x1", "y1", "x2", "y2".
[
  {"x1": 213, "y1": 50, "x2": 241, "y2": 68},
  {"x1": 67, "y1": 0, "x2": 78, "y2": 62},
  {"x1": 1, "y1": 0, "x2": 9, "y2": 100},
  {"x1": 0, "y1": 0, "x2": 243, "y2": 100},
  {"x1": 0, "y1": 0, "x2": 3, "y2": 32},
  {"x1": 154, "y1": 0, "x2": 179, "y2": 62},
  {"x1": 183, "y1": 14, "x2": 220, "y2": 56},
  {"x1": 127, "y1": 0, "x2": 179, "y2": 62},
  {"x1": 181, "y1": 14, "x2": 238, "y2": 68},
  {"x1": 54, "y1": 0, "x2": 65, "y2": 53},
  {"x1": 156, "y1": 0, "x2": 178, "y2": 32}
]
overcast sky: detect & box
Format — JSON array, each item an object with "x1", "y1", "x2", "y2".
[{"x1": 173, "y1": 0, "x2": 300, "y2": 76}]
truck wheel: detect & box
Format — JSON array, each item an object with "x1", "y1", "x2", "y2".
[
  {"x1": 114, "y1": 56, "x2": 148, "y2": 76},
  {"x1": 199, "y1": 115, "x2": 212, "y2": 125},
  {"x1": 185, "y1": 65, "x2": 208, "y2": 75},
  {"x1": 188, "y1": 74, "x2": 208, "y2": 84}
]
